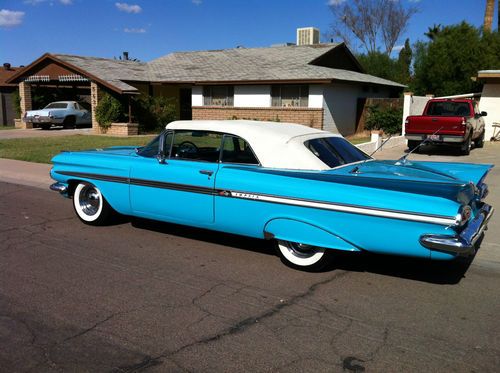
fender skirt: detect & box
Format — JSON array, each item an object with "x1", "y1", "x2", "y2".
[{"x1": 263, "y1": 218, "x2": 360, "y2": 252}]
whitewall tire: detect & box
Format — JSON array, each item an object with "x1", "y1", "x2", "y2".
[
  {"x1": 276, "y1": 240, "x2": 332, "y2": 271},
  {"x1": 73, "y1": 182, "x2": 112, "y2": 225}
]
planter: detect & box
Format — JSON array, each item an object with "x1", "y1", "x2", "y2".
[
  {"x1": 101, "y1": 122, "x2": 139, "y2": 136},
  {"x1": 14, "y1": 118, "x2": 32, "y2": 129}
]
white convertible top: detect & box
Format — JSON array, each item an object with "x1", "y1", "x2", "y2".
[{"x1": 166, "y1": 120, "x2": 342, "y2": 170}]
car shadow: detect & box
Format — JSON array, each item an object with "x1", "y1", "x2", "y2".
[
  {"x1": 127, "y1": 216, "x2": 475, "y2": 284},
  {"x1": 403, "y1": 144, "x2": 472, "y2": 157}
]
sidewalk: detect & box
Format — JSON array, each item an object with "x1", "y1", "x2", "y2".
[{"x1": 0, "y1": 158, "x2": 52, "y2": 190}]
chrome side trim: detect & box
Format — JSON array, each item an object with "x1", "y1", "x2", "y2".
[
  {"x1": 227, "y1": 191, "x2": 458, "y2": 226},
  {"x1": 420, "y1": 204, "x2": 494, "y2": 256},
  {"x1": 50, "y1": 182, "x2": 68, "y2": 194}
]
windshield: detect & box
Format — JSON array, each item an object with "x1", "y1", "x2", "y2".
[
  {"x1": 305, "y1": 137, "x2": 370, "y2": 168},
  {"x1": 44, "y1": 103, "x2": 68, "y2": 109}
]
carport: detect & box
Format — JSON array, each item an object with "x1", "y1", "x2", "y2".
[{"x1": 6, "y1": 53, "x2": 144, "y2": 134}]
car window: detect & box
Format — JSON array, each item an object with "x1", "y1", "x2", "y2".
[
  {"x1": 138, "y1": 132, "x2": 173, "y2": 158},
  {"x1": 305, "y1": 137, "x2": 370, "y2": 168},
  {"x1": 45, "y1": 103, "x2": 68, "y2": 109},
  {"x1": 221, "y1": 135, "x2": 259, "y2": 165},
  {"x1": 426, "y1": 101, "x2": 471, "y2": 116},
  {"x1": 171, "y1": 131, "x2": 222, "y2": 162}
]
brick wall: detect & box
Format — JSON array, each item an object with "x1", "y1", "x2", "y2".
[
  {"x1": 192, "y1": 106, "x2": 324, "y2": 129},
  {"x1": 19, "y1": 82, "x2": 32, "y2": 118},
  {"x1": 90, "y1": 82, "x2": 103, "y2": 133},
  {"x1": 104, "y1": 123, "x2": 139, "y2": 136}
]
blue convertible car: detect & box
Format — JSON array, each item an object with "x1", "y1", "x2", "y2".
[{"x1": 50, "y1": 120, "x2": 494, "y2": 270}]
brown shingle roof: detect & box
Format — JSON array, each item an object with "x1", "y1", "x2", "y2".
[{"x1": 0, "y1": 66, "x2": 22, "y2": 88}]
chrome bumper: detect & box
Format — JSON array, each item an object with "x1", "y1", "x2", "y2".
[
  {"x1": 420, "y1": 204, "x2": 494, "y2": 256},
  {"x1": 50, "y1": 182, "x2": 68, "y2": 194}
]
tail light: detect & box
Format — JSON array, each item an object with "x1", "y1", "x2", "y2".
[
  {"x1": 456, "y1": 205, "x2": 472, "y2": 227},
  {"x1": 461, "y1": 117, "x2": 467, "y2": 126}
]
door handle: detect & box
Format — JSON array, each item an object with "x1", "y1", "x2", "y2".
[{"x1": 199, "y1": 170, "x2": 214, "y2": 176}]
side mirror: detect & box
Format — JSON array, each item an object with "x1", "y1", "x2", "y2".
[
  {"x1": 157, "y1": 132, "x2": 167, "y2": 164},
  {"x1": 481, "y1": 111, "x2": 487, "y2": 117}
]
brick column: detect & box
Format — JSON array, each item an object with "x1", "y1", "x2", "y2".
[
  {"x1": 19, "y1": 81, "x2": 32, "y2": 118},
  {"x1": 90, "y1": 82, "x2": 103, "y2": 134}
]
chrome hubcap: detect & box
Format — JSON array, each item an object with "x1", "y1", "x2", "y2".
[
  {"x1": 79, "y1": 186, "x2": 100, "y2": 216},
  {"x1": 286, "y1": 242, "x2": 319, "y2": 259}
]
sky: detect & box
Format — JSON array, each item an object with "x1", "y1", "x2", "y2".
[{"x1": 0, "y1": 0, "x2": 497, "y2": 67}]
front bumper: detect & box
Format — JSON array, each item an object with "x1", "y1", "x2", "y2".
[
  {"x1": 24, "y1": 116, "x2": 64, "y2": 124},
  {"x1": 50, "y1": 182, "x2": 68, "y2": 194},
  {"x1": 420, "y1": 204, "x2": 494, "y2": 256}
]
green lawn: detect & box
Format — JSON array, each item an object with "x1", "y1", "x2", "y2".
[
  {"x1": 0, "y1": 126, "x2": 16, "y2": 130},
  {"x1": 347, "y1": 136, "x2": 371, "y2": 145},
  {"x1": 0, "y1": 135, "x2": 154, "y2": 164}
]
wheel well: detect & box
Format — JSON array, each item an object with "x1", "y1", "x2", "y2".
[
  {"x1": 67, "y1": 179, "x2": 81, "y2": 197},
  {"x1": 64, "y1": 115, "x2": 76, "y2": 123}
]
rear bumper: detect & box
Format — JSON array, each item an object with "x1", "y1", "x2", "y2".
[
  {"x1": 420, "y1": 204, "x2": 494, "y2": 256},
  {"x1": 405, "y1": 134, "x2": 465, "y2": 143}
]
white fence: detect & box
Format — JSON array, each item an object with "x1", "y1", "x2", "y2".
[{"x1": 356, "y1": 131, "x2": 406, "y2": 154}]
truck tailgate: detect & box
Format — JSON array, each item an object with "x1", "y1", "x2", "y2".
[{"x1": 406, "y1": 116, "x2": 465, "y2": 135}]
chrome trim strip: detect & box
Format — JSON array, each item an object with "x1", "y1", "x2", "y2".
[
  {"x1": 227, "y1": 191, "x2": 457, "y2": 226},
  {"x1": 420, "y1": 204, "x2": 494, "y2": 255},
  {"x1": 56, "y1": 170, "x2": 458, "y2": 226}
]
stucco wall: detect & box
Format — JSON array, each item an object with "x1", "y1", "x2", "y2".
[
  {"x1": 479, "y1": 83, "x2": 500, "y2": 141},
  {"x1": 234, "y1": 85, "x2": 270, "y2": 107},
  {"x1": 322, "y1": 82, "x2": 393, "y2": 136}
]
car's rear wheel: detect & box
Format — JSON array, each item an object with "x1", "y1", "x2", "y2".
[
  {"x1": 407, "y1": 140, "x2": 420, "y2": 152},
  {"x1": 461, "y1": 134, "x2": 472, "y2": 155},
  {"x1": 474, "y1": 130, "x2": 485, "y2": 148},
  {"x1": 63, "y1": 116, "x2": 76, "y2": 129},
  {"x1": 276, "y1": 240, "x2": 333, "y2": 271},
  {"x1": 73, "y1": 182, "x2": 113, "y2": 225},
  {"x1": 40, "y1": 123, "x2": 51, "y2": 130}
]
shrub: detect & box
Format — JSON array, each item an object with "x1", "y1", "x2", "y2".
[
  {"x1": 133, "y1": 95, "x2": 177, "y2": 132},
  {"x1": 95, "y1": 92, "x2": 124, "y2": 128},
  {"x1": 365, "y1": 105, "x2": 402, "y2": 135},
  {"x1": 12, "y1": 89, "x2": 21, "y2": 118}
]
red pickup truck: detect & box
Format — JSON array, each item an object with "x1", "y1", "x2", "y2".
[{"x1": 405, "y1": 99, "x2": 487, "y2": 155}]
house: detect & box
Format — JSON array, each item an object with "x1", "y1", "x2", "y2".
[
  {"x1": 478, "y1": 70, "x2": 500, "y2": 141},
  {"x1": 0, "y1": 63, "x2": 22, "y2": 126},
  {"x1": 7, "y1": 29, "x2": 404, "y2": 135}
]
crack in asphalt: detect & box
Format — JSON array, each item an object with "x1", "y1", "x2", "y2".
[{"x1": 111, "y1": 270, "x2": 351, "y2": 372}]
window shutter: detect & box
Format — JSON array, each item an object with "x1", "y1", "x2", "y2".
[
  {"x1": 227, "y1": 86, "x2": 234, "y2": 106},
  {"x1": 271, "y1": 85, "x2": 280, "y2": 107},
  {"x1": 203, "y1": 86, "x2": 212, "y2": 106},
  {"x1": 300, "y1": 85, "x2": 309, "y2": 107}
]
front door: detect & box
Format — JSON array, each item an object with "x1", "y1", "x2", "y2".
[{"x1": 130, "y1": 130, "x2": 222, "y2": 225}]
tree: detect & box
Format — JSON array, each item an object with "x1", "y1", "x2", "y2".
[
  {"x1": 483, "y1": 0, "x2": 495, "y2": 32},
  {"x1": 411, "y1": 22, "x2": 500, "y2": 96},
  {"x1": 397, "y1": 38, "x2": 412, "y2": 84},
  {"x1": 328, "y1": 0, "x2": 418, "y2": 55},
  {"x1": 424, "y1": 24, "x2": 441, "y2": 40}
]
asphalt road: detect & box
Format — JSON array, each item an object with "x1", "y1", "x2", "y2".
[{"x1": 1, "y1": 145, "x2": 500, "y2": 372}]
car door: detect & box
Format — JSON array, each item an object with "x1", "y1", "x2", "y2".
[{"x1": 130, "y1": 130, "x2": 222, "y2": 225}]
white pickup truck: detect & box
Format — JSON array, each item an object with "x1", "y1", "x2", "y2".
[{"x1": 23, "y1": 101, "x2": 92, "y2": 130}]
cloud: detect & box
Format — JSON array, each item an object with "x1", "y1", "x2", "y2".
[
  {"x1": 124, "y1": 27, "x2": 146, "y2": 33},
  {"x1": 24, "y1": 0, "x2": 73, "y2": 4},
  {"x1": 0, "y1": 9, "x2": 25, "y2": 27},
  {"x1": 115, "y1": 2, "x2": 142, "y2": 13},
  {"x1": 327, "y1": 0, "x2": 346, "y2": 5},
  {"x1": 392, "y1": 44, "x2": 404, "y2": 52},
  {"x1": 192, "y1": 0, "x2": 202, "y2": 4}
]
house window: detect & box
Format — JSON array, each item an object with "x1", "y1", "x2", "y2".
[
  {"x1": 271, "y1": 85, "x2": 309, "y2": 107},
  {"x1": 203, "y1": 86, "x2": 234, "y2": 106}
]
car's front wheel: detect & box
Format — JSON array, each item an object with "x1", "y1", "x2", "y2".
[
  {"x1": 73, "y1": 182, "x2": 113, "y2": 225},
  {"x1": 276, "y1": 240, "x2": 333, "y2": 271}
]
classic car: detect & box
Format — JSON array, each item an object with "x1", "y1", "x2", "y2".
[
  {"x1": 49, "y1": 120, "x2": 494, "y2": 271},
  {"x1": 24, "y1": 101, "x2": 91, "y2": 130}
]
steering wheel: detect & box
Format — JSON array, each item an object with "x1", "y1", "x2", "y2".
[{"x1": 177, "y1": 141, "x2": 199, "y2": 156}]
